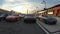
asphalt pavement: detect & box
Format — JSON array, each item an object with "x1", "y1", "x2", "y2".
[{"x1": 0, "y1": 20, "x2": 46, "y2": 34}]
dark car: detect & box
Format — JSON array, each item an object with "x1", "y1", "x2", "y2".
[
  {"x1": 0, "y1": 14, "x2": 8, "y2": 21},
  {"x1": 24, "y1": 14, "x2": 36, "y2": 23},
  {"x1": 39, "y1": 14, "x2": 57, "y2": 25}
]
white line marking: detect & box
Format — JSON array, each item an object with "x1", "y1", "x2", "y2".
[{"x1": 36, "y1": 19, "x2": 50, "y2": 34}]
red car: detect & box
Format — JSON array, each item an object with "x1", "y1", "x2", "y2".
[{"x1": 5, "y1": 14, "x2": 21, "y2": 22}]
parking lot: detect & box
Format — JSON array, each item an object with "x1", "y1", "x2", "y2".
[{"x1": 0, "y1": 19, "x2": 46, "y2": 34}]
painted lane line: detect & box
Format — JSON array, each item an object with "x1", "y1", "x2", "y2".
[{"x1": 36, "y1": 19, "x2": 51, "y2": 34}]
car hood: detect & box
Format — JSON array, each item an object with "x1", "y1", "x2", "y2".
[
  {"x1": 24, "y1": 16, "x2": 36, "y2": 18},
  {"x1": 6, "y1": 16, "x2": 16, "y2": 18},
  {"x1": 47, "y1": 17, "x2": 57, "y2": 21}
]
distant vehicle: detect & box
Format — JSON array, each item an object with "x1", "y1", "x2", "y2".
[
  {"x1": 19, "y1": 14, "x2": 25, "y2": 18},
  {"x1": 24, "y1": 14, "x2": 36, "y2": 23},
  {"x1": 0, "y1": 14, "x2": 8, "y2": 21},
  {"x1": 39, "y1": 14, "x2": 57, "y2": 25},
  {"x1": 5, "y1": 14, "x2": 20, "y2": 22}
]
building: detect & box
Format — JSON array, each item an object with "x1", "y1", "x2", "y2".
[
  {"x1": 36, "y1": 4, "x2": 60, "y2": 17},
  {"x1": 52, "y1": 4, "x2": 60, "y2": 16},
  {"x1": 47, "y1": 4, "x2": 60, "y2": 16},
  {"x1": 0, "y1": 9, "x2": 10, "y2": 14}
]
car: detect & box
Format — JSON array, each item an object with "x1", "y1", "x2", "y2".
[
  {"x1": 39, "y1": 14, "x2": 57, "y2": 25},
  {"x1": 5, "y1": 14, "x2": 20, "y2": 22},
  {"x1": 0, "y1": 14, "x2": 8, "y2": 21},
  {"x1": 19, "y1": 14, "x2": 25, "y2": 18},
  {"x1": 24, "y1": 14, "x2": 36, "y2": 23},
  {"x1": 36, "y1": 15, "x2": 40, "y2": 20}
]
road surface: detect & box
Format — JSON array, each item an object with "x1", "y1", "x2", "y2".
[{"x1": 0, "y1": 20, "x2": 46, "y2": 34}]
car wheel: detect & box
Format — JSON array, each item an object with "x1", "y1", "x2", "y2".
[
  {"x1": 43, "y1": 20, "x2": 48, "y2": 24},
  {"x1": 49, "y1": 22, "x2": 57, "y2": 25},
  {"x1": 24, "y1": 19, "x2": 28, "y2": 23},
  {"x1": 31, "y1": 20, "x2": 36, "y2": 23},
  {"x1": 2, "y1": 18, "x2": 5, "y2": 21},
  {"x1": 1, "y1": 18, "x2": 4, "y2": 21},
  {"x1": 17, "y1": 18, "x2": 20, "y2": 21},
  {"x1": 1, "y1": 19, "x2": 3, "y2": 21}
]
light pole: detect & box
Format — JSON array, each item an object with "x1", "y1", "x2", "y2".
[
  {"x1": 35, "y1": 7, "x2": 39, "y2": 16},
  {"x1": 27, "y1": 9, "x2": 28, "y2": 14},
  {"x1": 41, "y1": 0, "x2": 46, "y2": 9}
]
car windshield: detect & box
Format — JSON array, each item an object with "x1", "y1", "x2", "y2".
[
  {"x1": 25, "y1": 14, "x2": 35, "y2": 18},
  {"x1": 26, "y1": 14, "x2": 35, "y2": 16},
  {"x1": 8, "y1": 14, "x2": 17, "y2": 16},
  {"x1": 43, "y1": 15, "x2": 52, "y2": 18},
  {"x1": 0, "y1": 0, "x2": 60, "y2": 34}
]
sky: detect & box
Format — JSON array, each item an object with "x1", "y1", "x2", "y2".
[{"x1": 0, "y1": 0, "x2": 60, "y2": 14}]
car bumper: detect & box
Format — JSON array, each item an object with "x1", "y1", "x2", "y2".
[
  {"x1": 6, "y1": 18, "x2": 17, "y2": 22},
  {"x1": 24, "y1": 18, "x2": 36, "y2": 23},
  {"x1": 47, "y1": 20, "x2": 57, "y2": 25}
]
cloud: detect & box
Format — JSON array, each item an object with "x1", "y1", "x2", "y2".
[
  {"x1": 4, "y1": 0, "x2": 14, "y2": 2},
  {"x1": 0, "y1": 0, "x2": 44, "y2": 14},
  {"x1": 55, "y1": 0, "x2": 60, "y2": 1},
  {"x1": 4, "y1": 0, "x2": 27, "y2": 3}
]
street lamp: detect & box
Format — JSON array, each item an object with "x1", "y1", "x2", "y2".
[
  {"x1": 27, "y1": 9, "x2": 28, "y2": 14},
  {"x1": 41, "y1": 0, "x2": 46, "y2": 10},
  {"x1": 35, "y1": 7, "x2": 39, "y2": 16}
]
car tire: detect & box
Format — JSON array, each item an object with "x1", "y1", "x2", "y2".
[
  {"x1": 24, "y1": 19, "x2": 28, "y2": 23},
  {"x1": 24, "y1": 19, "x2": 36, "y2": 23},
  {"x1": 32, "y1": 20, "x2": 36, "y2": 23},
  {"x1": 43, "y1": 19, "x2": 48, "y2": 24},
  {"x1": 47, "y1": 21, "x2": 57, "y2": 25},
  {"x1": 1, "y1": 18, "x2": 4, "y2": 21}
]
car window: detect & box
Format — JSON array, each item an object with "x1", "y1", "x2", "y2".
[
  {"x1": 42, "y1": 15, "x2": 51, "y2": 18},
  {"x1": 0, "y1": 14, "x2": 5, "y2": 16},
  {"x1": 8, "y1": 14, "x2": 17, "y2": 16}
]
